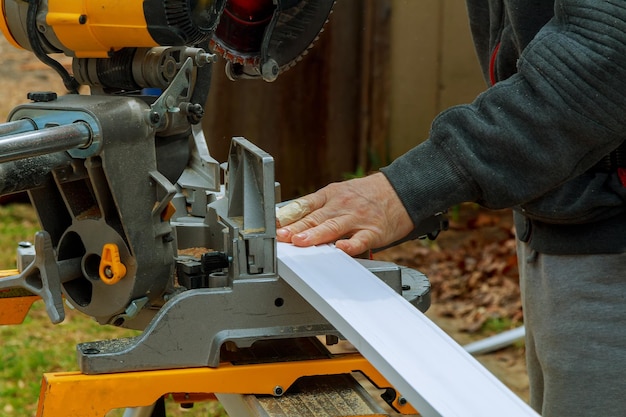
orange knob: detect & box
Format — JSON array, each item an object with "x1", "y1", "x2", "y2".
[{"x1": 99, "y1": 244, "x2": 127, "y2": 285}]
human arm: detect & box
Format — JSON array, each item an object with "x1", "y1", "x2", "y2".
[
  {"x1": 279, "y1": 0, "x2": 626, "y2": 253},
  {"x1": 384, "y1": 0, "x2": 626, "y2": 227}
]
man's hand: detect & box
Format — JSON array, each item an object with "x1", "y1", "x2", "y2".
[{"x1": 276, "y1": 172, "x2": 414, "y2": 256}]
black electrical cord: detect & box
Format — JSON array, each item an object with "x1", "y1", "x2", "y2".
[{"x1": 27, "y1": 0, "x2": 80, "y2": 94}]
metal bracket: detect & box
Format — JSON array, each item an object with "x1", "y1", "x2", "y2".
[
  {"x1": 148, "y1": 57, "x2": 194, "y2": 129},
  {"x1": 0, "y1": 231, "x2": 65, "y2": 323}
]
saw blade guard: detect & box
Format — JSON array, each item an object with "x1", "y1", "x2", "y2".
[{"x1": 211, "y1": 0, "x2": 335, "y2": 81}]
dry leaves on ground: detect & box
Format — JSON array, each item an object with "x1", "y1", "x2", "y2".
[{"x1": 375, "y1": 205, "x2": 523, "y2": 333}]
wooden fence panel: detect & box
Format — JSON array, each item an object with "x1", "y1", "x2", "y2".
[
  {"x1": 389, "y1": 0, "x2": 485, "y2": 160},
  {"x1": 202, "y1": 1, "x2": 364, "y2": 199},
  {"x1": 203, "y1": 1, "x2": 486, "y2": 198}
]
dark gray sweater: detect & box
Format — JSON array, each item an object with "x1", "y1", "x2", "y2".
[{"x1": 381, "y1": 0, "x2": 626, "y2": 254}]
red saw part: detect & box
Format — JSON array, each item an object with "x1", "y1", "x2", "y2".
[
  {"x1": 211, "y1": 0, "x2": 335, "y2": 77},
  {"x1": 210, "y1": 0, "x2": 275, "y2": 66}
]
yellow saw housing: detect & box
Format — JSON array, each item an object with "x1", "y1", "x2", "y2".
[
  {"x1": 43, "y1": 1, "x2": 152, "y2": 57},
  {"x1": 0, "y1": 0, "x2": 222, "y2": 58}
]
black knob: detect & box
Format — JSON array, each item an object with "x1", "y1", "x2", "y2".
[
  {"x1": 201, "y1": 251, "x2": 229, "y2": 273},
  {"x1": 27, "y1": 91, "x2": 58, "y2": 102}
]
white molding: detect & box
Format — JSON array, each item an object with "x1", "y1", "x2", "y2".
[{"x1": 277, "y1": 243, "x2": 538, "y2": 417}]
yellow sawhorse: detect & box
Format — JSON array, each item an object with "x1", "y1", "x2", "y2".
[
  {"x1": 36, "y1": 353, "x2": 418, "y2": 416},
  {"x1": 0, "y1": 269, "x2": 39, "y2": 324}
]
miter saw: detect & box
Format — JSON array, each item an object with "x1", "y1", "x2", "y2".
[{"x1": 0, "y1": 1, "x2": 443, "y2": 415}]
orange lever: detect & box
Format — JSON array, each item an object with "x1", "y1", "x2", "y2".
[{"x1": 99, "y1": 244, "x2": 127, "y2": 285}]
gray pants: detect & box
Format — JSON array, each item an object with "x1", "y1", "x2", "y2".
[{"x1": 517, "y1": 241, "x2": 626, "y2": 416}]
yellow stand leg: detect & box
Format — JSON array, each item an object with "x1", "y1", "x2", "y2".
[
  {"x1": 0, "y1": 269, "x2": 39, "y2": 324},
  {"x1": 36, "y1": 354, "x2": 417, "y2": 416}
]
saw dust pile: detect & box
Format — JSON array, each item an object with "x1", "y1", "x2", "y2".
[{"x1": 375, "y1": 204, "x2": 523, "y2": 334}]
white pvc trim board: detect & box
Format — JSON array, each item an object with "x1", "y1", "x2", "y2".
[{"x1": 277, "y1": 243, "x2": 538, "y2": 417}]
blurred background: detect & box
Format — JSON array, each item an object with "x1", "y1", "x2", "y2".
[{"x1": 201, "y1": 0, "x2": 486, "y2": 198}]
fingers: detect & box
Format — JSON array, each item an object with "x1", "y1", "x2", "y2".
[
  {"x1": 286, "y1": 220, "x2": 378, "y2": 257},
  {"x1": 335, "y1": 229, "x2": 377, "y2": 257},
  {"x1": 276, "y1": 189, "x2": 331, "y2": 242},
  {"x1": 276, "y1": 207, "x2": 342, "y2": 244},
  {"x1": 276, "y1": 199, "x2": 311, "y2": 228},
  {"x1": 289, "y1": 216, "x2": 347, "y2": 247},
  {"x1": 276, "y1": 189, "x2": 329, "y2": 228}
]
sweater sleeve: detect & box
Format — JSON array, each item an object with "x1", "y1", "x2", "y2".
[{"x1": 381, "y1": 0, "x2": 626, "y2": 228}]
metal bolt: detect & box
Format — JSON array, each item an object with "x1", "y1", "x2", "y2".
[
  {"x1": 165, "y1": 95, "x2": 176, "y2": 108},
  {"x1": 196, "y1": 52, "x2": 217, "y2": 66},
  {"x1": 273, "y1": 386, "x2": 284, "y2": 397},
  {"x1": 183, "y1": 103, "x2": 204, "y2": 124},
  {"x1": 398, "y1": 396, "x2": 407, "y2": 406},
  {"x1": 104, "y1": 266, "x2": 113, "y2": 278},
  {"x1": 57, "y1": 168, "x2": 69, "y2": 180},
  {"x1": 149, "y1": 111, "x2": 161, "y2": 125},
  {"x1": 262, "y1": 59, "x2": 279, "y2": 82},
  {"x1": 180, "y1": 393, "x2": 193, "y2": 408},
  {"x1": 189, "y1": 103, "x2": 203, "y2": 115},
  {"x1": 78, "y1": 15, "x2": 87, "y2": 24}
]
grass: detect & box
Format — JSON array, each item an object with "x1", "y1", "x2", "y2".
[
  {"x1": 482, "y1": 316, "x2": 515, "y2": 334},
  {"x1": 0, "y1": 203, "x2": 39, "y2": 269},
  {"x1": 0, "y1": 203, "x2": 227, "y2": 416},
  {"x1": 481, "y1": 317, "x2": 525, "y2": 348}
]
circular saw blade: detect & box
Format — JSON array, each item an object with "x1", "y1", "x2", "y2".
[{"x1": 210, "y1": 0, "x2": 335, "y2": 79}]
